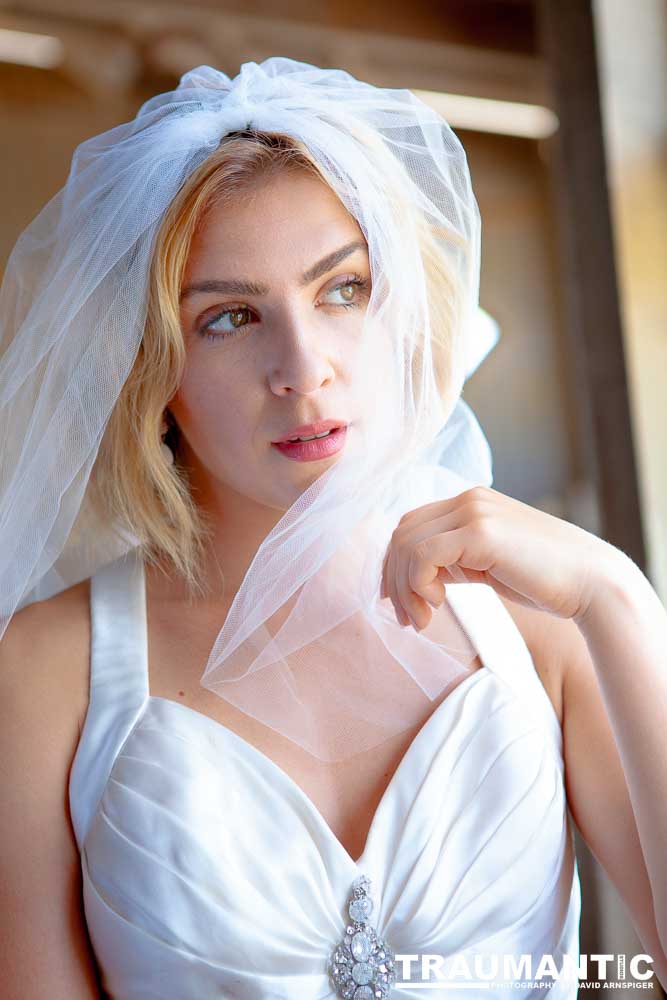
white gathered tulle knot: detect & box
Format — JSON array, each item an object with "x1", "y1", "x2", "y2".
[
  {"x1": 177, "y1": 60, "x2": 268, "y2": 96},
  {"x1": 223, "y1": 99, "x2": 259, "y2": 131},
  {"x1": 172, "y1": 60, "x2": 324, "y2": 131},
  {"x1": 175, "y1": 60, "x2": 274, "y2": 118}
]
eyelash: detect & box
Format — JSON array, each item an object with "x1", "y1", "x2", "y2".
[{"x1": 197, "y1": 274, "x2": 370, "y2": 343}]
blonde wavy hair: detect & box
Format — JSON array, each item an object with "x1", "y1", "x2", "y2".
[{"x1": 87, "y1": 128, "x2": 464, "y2": 600}]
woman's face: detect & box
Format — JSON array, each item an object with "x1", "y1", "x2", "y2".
[{"x1": 170, "y1": 168, "x2": 374, "y2": 515}]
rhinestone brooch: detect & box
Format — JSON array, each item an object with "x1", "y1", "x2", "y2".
[{"x1": 328, "y1": 874, "x2": 397, "y2": 999}]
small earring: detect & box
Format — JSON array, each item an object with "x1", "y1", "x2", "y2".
[{"x1": 160, "y1": 414, "x2": 174, "y2": 467}]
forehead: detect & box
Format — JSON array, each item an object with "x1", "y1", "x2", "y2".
[{"x1": 184, "y1": 170, "x2": 367, "y2": 280}]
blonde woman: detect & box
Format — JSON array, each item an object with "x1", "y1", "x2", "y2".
[{"x1": 1, "y1": 59, "x2": 666, "y2": 999}]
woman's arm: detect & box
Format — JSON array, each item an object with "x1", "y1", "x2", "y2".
[
  {"x1": 500, "y1": 577, "x2": 667, "y2": 987},
  {"x1": 568, "y1": 561, "x2": 667, "y2": 971},
  {"x1": 0, "y1": 591, "x2": 102, "y2": 999}
]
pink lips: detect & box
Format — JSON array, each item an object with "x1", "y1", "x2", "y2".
[
  {"x1": 271, "y1": 425, "x2": 348, "y2": 462},
  {"x1": 273, "y1": 418, "x2": 346, "y2": 443}
]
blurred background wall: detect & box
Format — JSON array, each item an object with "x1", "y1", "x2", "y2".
[
  {"x1": 1, "y1": 0, "x2": 665, "y2": 992},
  {"x1": 594, "y1": 0, "x2": 667, "y2": 602}
]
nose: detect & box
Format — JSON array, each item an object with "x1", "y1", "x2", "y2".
[{"x1": 266, "y1": 310, "x2": 336, "y2": 397}]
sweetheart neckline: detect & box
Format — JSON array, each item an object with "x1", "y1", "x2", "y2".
[{"x1": 143, "y1": 665, "x2": 492, "y2": 869}]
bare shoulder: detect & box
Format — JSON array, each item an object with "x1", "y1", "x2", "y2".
[
  {"x1": 0, "y1": 581, "x2": 104, "y2": 997},
  {"x1": 492, "y1": 592, "x2": 588, "y2": 729},
  {"x1": 0, "y1": 579, "x2": 92, "y2": 737}
]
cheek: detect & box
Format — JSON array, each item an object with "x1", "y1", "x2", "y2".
[
  {"x1": 354, "y1": 320, "x2": 396, "y2": 406},
  {"x1": 170, "y1": 363, "x2": 254, "y2": 453}
]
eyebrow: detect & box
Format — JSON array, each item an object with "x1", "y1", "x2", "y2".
[{"x1": 179, "y1": 239, "x2": 368, "y2": 302}]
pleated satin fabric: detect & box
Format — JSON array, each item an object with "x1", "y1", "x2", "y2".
[{"x1": 69, "y1": 547, "x2": 581, "y2": 998}]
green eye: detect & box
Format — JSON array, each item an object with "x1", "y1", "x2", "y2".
[{"x1": 324, "y1": 276, "x2": 370, "y2": 308}]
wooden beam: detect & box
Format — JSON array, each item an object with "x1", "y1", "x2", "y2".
[
  {"x1": 537, "y1": 0, "x2": 646, "y2": 570},
  {"x1": 2, "y1": 1, "x2": 548, "y2": 104}
]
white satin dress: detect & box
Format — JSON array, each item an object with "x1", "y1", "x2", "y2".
[{"x1": 69, "y1": 547, "x2": 581, "y2": 998}]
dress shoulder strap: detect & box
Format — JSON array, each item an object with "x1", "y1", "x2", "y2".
[
  {"x1": 445, "y1": 582, "x2": 563, "y2": 751},
  {"x1": 68, "y1": 546, "x2": 148, "y2": 851}
]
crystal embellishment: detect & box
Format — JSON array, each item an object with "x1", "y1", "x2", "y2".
[{"x1": 328, "y1": 874, "x2": 397, "y2": 999}]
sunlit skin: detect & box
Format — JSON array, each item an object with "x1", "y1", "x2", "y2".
[{"x1": 165, "y1": 169, "x2": 374, "y2": 599}]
